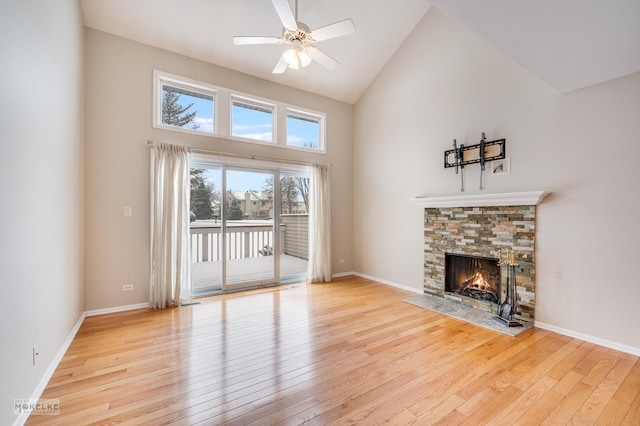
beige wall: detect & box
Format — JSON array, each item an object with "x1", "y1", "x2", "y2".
[
  {"x1": 84, "y1": 29, "x2": 353, "y2": 310},
  {"x1": 0, "y1": 0, "x2": 85, "y2": 424},
  {"x1": 353, "y1": 8, "x2": 640, "y2": 352},
  {"x1": 536, "y1": 72, "x2": 640, "y2": 349}
]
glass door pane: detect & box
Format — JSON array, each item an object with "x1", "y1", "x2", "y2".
[
  {"x1": 190, "y1": 165, "x2": 223, "y2": 296},
  {"x1": 279, "y1": 172, "x2": 310, "y2": 283},
  {"x1": 224, "y1": 169, "x2": 276, "y2": 289}
]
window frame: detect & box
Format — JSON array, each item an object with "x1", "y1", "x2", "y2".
[
  {"x1": 153, "y1": 70, "x2": 217, "y2": 136},
  {"x1": 285, "y1": 108, "x2": 325, "y2": 152},
  {"x1": 153, "y1": 70, "x2": 327, "y2": 154}
]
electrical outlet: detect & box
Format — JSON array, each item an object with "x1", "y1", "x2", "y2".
[
  {"x1": 122, "y1": 284, "x2": 134, "y2": 291},
  {"x1": 123, "y1": 207, "x2": 132, "y2": 217},
  {"x1": 339, "y1": 259, "x2": 345, "y2": 264},
  {"x1": 33, "y1": 345, "x2": 39, "y2": 366}
]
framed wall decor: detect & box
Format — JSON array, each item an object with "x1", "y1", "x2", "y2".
[{"x1": 491, "y1": 158, "x2": 510, "y2": 175}]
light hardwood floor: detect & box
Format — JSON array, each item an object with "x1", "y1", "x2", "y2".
[{"x1": 27, "y1": 276, "x2": 640, "y2": 425}]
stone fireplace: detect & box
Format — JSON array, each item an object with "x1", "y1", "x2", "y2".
[{"x1": 412, "y1": 192, "x2": 549, "y2": 323}]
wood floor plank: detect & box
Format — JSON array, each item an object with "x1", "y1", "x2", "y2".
[
  {"x1": 487, "y1": 376, "x2": 558, "y2": 425},
  {"x1": 612, "y1": 358, "x2": 640, "y2": 406},
  {"x1": 595, "y1": 398, "x2": 630, "y2": 425},
  {"x1": 410, "y1": 393, "x2": 466, "y2": 426},
  {"x1": 546, "y1": 340, "x2": 595, "y2": 381},
  {"x1": 513, "y1": 390, "x2": 564, "y2": 426},
  {"x1": 380, "y1": 408, "x2": 417, "y2": 425},
  {"x1": 572, "y1": 378, "x2": 619, "y2": 424},
  {"x1": 459, "y1": 385, "x2": 523, "y2": 425},
  {"x1": 622, "y1": 392, "x2": 640, "y2": 425},
  {"x1": 540, "y1": 381, "x2": 595, "y2": 425},
  {"x1": 23, "y1": 276, "x2": 639, "y2": 425}
]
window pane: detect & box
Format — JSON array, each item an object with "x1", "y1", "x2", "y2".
[
  {"x1": 287, "y1": 113, "x2": 320, "y2": 150},
  {"x1": 279, "y1": 171, "x2": 310, "y2": 284},
  {"x1": 231, "y1": 101, "x2": 274, "y2": 143},
  {"x1": 190, "y1": 165, "x2": 222, "y2": 295},
  {"x1": 162, "y1": 84, "x2": 214, "y2": 133}
]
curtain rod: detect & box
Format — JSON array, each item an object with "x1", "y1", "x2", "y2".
[{"x1": 146, "y1": 140, "x2": 331, "y2": 168}]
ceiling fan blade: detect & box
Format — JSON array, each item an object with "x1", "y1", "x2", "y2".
[
  {"x1": 306, "y1": 46, "x2": 339, "y2": 71},
  {"x1": 309, "y1": 19, "x2": 355, "y2": 42},
  {"x1": 271, "y1": 0, "x2": 298, "y2": 31},
  {"x1": 233, "y1": 36, "x2": 282, "y2": 45},
  {"x1": 272, "y1": 53, "x2": 288, "y2": 74}
]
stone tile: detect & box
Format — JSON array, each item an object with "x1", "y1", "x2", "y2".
[{"x1": 403, "y1": 294, "x2": 533, "y2": 337}]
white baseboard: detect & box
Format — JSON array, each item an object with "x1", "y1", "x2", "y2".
[
  {"x1": 352, "y1": 272, "x2": 422, "y2": 294},
  {"x1": 14, "y1": 312, "x2": 86, "y2": 426},
  {"x1": 332, "y1": 271, "x2": 355, "y2": 279},
  {"x1": 535, "y1": 321, "x2": 640, "y2": 356},
  {"x1": 85, "y1": 302, "x2": 150, "y2": 317}
]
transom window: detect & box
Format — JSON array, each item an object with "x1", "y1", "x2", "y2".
[
  {"x1": 154, "y1": 72, "x2": 216, "y2": 135},
  {"x1": 153, "y1": 70, "x2": 326, "y2": 153},
  {"x1": 231, "y1": 97, "x2": 275, "y2": 143},
  {"x1": 287, "y1": 109, "x2": 322, "y2": 150}
]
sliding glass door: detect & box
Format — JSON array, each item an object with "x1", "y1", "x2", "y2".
[
  {"x1": 224, "y1": 168, "x2": 276, "y2": 289},
  {"x1": 190, "y1": 158, "x2": 309, "y2": 295}
]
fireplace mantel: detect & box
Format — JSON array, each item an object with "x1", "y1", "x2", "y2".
[{"x1": 411, "y1": 191, "x2": 550, "y2": 208}]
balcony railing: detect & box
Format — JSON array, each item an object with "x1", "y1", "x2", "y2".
[
  {"x1": 191, "y1": 216, "x2": 309, "y2": 263},
  {"x1": 190, "y1": 221, "x2": 270, "y2": 262}
]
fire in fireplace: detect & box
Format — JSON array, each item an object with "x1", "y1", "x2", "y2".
[{"x1": 445, "y1": 253, "x2": 500, "y2": 303}]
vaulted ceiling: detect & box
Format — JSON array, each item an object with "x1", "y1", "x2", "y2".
[{"x1": 80, "y1": 0, "x2": 640, "y2": 104}]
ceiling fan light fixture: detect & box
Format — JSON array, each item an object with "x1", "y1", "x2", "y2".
[
  {"x1": 283, "y1": 48, "x2": 299, "y2": 69},
  {"x1": 299, "y1": 48, "x2": 312, "y2": 67}
]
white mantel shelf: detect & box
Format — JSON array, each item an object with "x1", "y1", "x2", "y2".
[{"x1": 411, "y1": 191, "x2": 551, "y2": 208}]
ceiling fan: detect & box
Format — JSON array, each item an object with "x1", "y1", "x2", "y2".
[{"x1": 233, "y1": 0, "x2": 356, "y2": 74}]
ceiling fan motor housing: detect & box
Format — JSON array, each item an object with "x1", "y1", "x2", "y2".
[{"x1": 284, "y1": 23, "x2": 311, "y2": 45}]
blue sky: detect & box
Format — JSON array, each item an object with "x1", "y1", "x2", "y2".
[{"x1": 196, "y1": 167, "x2": 268, "y2": 194}]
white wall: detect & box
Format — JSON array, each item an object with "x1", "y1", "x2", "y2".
[
  {"x1": 84, "y1": 29, "x2": 353, "y2": 310},
  {"x1": 353, "y1": 8, "x2": 640, "y2": 351},
  {"x1": 0, "y1": 0, "x2": 85, "y2": 424}
]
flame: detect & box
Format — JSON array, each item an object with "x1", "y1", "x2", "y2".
[{"x1": 467, "y1": 271, "x2": 493, "y2": 292}]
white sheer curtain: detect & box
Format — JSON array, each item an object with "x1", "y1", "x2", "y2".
[
  {"x1": 307, "y1": 164, "x2": 332, "y2": 282},
  {"x1": 150, "y1": 143, "x2": 192, "y2": 308}
]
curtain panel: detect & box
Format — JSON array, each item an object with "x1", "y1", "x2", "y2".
[
  {"x1": 307, "y1": 164, "x2": 332, "y2": 282},
  {"x1": 150, "y1": 143, "x2": 192, "y2": 308}
]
